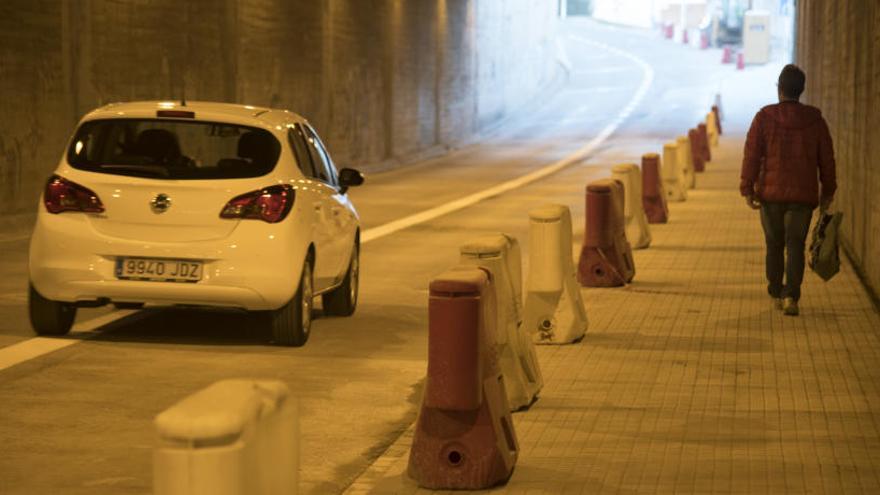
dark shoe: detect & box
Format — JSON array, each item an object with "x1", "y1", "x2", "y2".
[
  {"x1": 783, "y1": 297, "x2": 799, "y2": 316},
  {"x1": 771, "y1": 296, "x2": 783, "y2": 310}
]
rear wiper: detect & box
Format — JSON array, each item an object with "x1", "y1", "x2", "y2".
[{"x1": 97, "y1": 164, "x2": 170, "y2": 178}]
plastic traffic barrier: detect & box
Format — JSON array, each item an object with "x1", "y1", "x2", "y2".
[
  {"x1": 641, "y1": 153, "x2": 669, "y2": 223},
  {"x1": 706, "y1": 111, "x2": 719, "y2": 147},
  {"x1": 611, "y1": 163, "x2": 652, "y2": 249},
  {"x1": 722, "y1": 45, "x2": 734, "y2": 64},
  {"x1": 714, "y1": 93, "x2": 724, "y2": 122},
  {"x1": 577, "y1": 179, "x2": 635, "y2": 287},
  {"x1": 676, "y1": 135, "x2": 696, "y2": 189},
  {"x1": 697, "y1": 123, "x2": 712, "y2": 162},
  {"x1": 688, "y1": 128, "x2": 705, "y2": 173},
  {"x1": 459, "y1": 234, "x2": 542, "y2": 410},
  {"x1": 154, "y1": 380, "x2": 298, "y2": 495},
  {"x1": 408, "y1": 268, "x2": 518, "y2": 490},
  {"x1": 662, "y1": 142, "x2": 687, "y2": 202},
  {"x1": 712, "y1": 104, "x2": 723, "y2": 135},
  {"x1": 522, "y1": 205, "x2": 588, "y2": 344}
]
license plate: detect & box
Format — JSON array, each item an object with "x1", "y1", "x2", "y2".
[{"x1": 115, "y1": 257, "x2": 203, "y2": 283}]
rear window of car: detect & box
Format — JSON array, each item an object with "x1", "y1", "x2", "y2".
[{"x1": 67, "y1": 119, "x2": 281, "y2": 180}]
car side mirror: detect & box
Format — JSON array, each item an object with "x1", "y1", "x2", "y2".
[{"x1": 338, "y1": 168, "x2": 364, "y2": 194}]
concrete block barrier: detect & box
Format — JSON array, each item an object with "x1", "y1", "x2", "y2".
[
  {"x1": 408, "y1": 268, "x2": 518, "y2": 490},
  {"x1": 577, "y1": 179, "x2": 635, "y2": 287},
  {"x1": 522, "y1": 204, "x2": 588, "y2": 344},
  {"x1": 697, "y1": 123, "x2": 712, "y2": 162},
  {"x1": 154, "y1": 380, "x2": 298, "y2": 495},
  {"x1": 611, "y1": 163, "x2": 652, "y2": 249},
  {"x1": 662, "y1": 142, "x2": 687, "y2": 202},
  {"x1": 676, "y1": 135, "x2": 696, "y2": 189},
  {"x1": 641, "y1": 153, "x2": 669, "y2": 223},
  {"x1": 459, "y1": 234, "x2": 542, "y2": 410},
  {"x1": 688, "y1": 128, "x2": 706, "y2": 173},
  {"x1": 706, "y1": 111, "x2": 719, "y2": 147}
]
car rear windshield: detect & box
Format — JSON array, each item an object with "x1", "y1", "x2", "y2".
[{"x1": 67, "y1": 118, "x2": 281, "y2": 180}]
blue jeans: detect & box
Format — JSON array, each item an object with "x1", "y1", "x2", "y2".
[{"x1": 760, "y1": 202, "x2": 814, "y2": 301}]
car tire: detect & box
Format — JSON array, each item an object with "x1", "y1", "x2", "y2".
[
  {"x1": 113, "y1": 302, "x2": 144, "y2": 310},
  {"x1": 268, "y1": 258, "x2": 313, "y2": 347},
  {"x1": 29, "y1": 284, "x2": 76, "y2": 336},
  {"x1": 322, "y1": 241, "x2": 359, "y2": 317}
]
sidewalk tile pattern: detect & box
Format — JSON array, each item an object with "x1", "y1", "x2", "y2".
[{"x1": 345, "y1": 136, "x2": 880, "y2": 494}]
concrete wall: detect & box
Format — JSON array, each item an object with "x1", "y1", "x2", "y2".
[
  {"x1": 0, "y1": 0, "x2": 559, "y2": 226},
  {"x1": 795, "y1": 0, "x2": 880, "y2": 300}
]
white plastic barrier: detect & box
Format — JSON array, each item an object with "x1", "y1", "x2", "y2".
[
  {"x1": 522, "y1": 205, "x2": 588, "y2": 344},
  {"x1": 662, "y1": 141, "x2": 687, "y2": 202},
  {"x1": 611, "y1": 163, "x2": 652, "y2": 249},
  {"x1": 459, "y1": 234, "x2": 542, "y2": 410},
  {"x1": 706, "y1": 111, "x2": 719, "y2": 147},
  {"x1": 676, "y1": 135, "x2": 696, "y2": 190},
  {"x1": 154, "y1": 380, "x2": 298, "y2": 495}
]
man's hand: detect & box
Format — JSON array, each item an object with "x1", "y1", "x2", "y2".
[
  {"x1": 820, "y1": 196, "x2": 833, "y2": 211},
  {"x1": 745, "y1": 195, "x2": 761, "y2": 210}
]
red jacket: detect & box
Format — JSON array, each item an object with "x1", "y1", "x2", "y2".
[{"x1": 740, "y1": 101, "x2": 836, "y2": 207}]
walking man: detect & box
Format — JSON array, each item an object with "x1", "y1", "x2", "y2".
[{"x1": 740, "y1": 64, "x2": 837, "y2": 316}]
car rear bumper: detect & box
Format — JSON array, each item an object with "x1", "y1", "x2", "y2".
[{"x1": 29, "y1": 212, "x2": 308, "y2": 310}]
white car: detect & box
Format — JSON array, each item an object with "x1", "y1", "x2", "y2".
[{"x1": 28, "y1": 100, "x2": 363, "y2": 346}]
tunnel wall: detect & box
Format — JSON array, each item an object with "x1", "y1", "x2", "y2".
[
  {"x1": 0, "y1": 0, "x2": 560, "y2": 228},
  {"x1": 795, "y1": 0, "x2": 880, "y2": 301}
]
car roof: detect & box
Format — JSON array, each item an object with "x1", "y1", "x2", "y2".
[{"x1": 81, "y1": 100, "x2": 306, "y2": 129}]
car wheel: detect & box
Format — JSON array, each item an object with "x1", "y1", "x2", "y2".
[
  {"x1": 269, "y1": 258, "x2": 313, "y2": 347},
  {"x1": 29, "y1": 284, "x2": 76, "y2": 336},
  {"x1": 322, "y1": 241, "x2": 359, "y2": 317},
  {"x1": 113, "y1": 302, "x2": 144, "y2": 310}
]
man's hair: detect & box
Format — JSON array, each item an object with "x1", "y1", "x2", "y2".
[{"x1": 778, "y1": 64, "x2": 806, "y2": 99}]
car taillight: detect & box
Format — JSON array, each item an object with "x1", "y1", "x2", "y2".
[
  {"x1": 220, "y1": 184, "x2": 294, "y2": 223},
  {"x1": 44, "y1": 175, "x2": 105, "y2": 214}
]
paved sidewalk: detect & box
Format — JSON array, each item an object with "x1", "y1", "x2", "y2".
[{"x1": 344, "y1": 126, "x2": 880, "y2": 492}]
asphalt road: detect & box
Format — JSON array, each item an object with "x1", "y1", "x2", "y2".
[{"x1": 0, "y1": 18, "x2": 731, "y2": 494}]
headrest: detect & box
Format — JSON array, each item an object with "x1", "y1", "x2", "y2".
[
  {"x1": 238, "y1": 131, "x2": 272, "y2": 163},
  {"x1": 135, "y1": 129, "x2": 181, "y2": 161}
]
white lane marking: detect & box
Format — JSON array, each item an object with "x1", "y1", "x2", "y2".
[
  {"x1": 362, "y1": 36, "x2": 654, "y2": 244},
  {"x1": 0, "y1": 310, "x2": 136, "y2": 372},
  {"x1": 573, "y1": 65, "x2": 637, "y2": 75},
  {"x1": 565, "y1": 85, "x2": 635, "y2": 95}
]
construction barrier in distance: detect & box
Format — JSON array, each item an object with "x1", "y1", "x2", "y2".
[
  {"x1": 522, "y1": 204, "x2": 588, "y2": 345},
  {"x1": 641, "y1": 153, "x2": 669, "y2": 223},
  {"x1": 611, "y1": 163, "x2": 652, "y2": 249},
  {"x1": 459, "y1": 234, "x2": 542, "y2": 410},
  {"x1": 688, "y1": 128, "x2": 705, "y2": 173},
  {"x1": 697, "y1": 123, "x2": 712, "y2": 162},
  {"x1": 662, "y1": 141, "x2": 687, "y2": 202},
  {"x1": 577, "y1": 179, "x2": 635, "y2": 287},
  {"x1": 706, "y1": 111, "x2": 720, "y2": 147},
  {"x1": 712, "y1": 104, "x2": 724, "y2": 135},
  {"x1": 676, "y1": 135, "x2": 696, "y2": 189}
]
